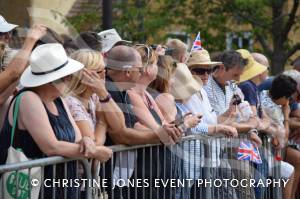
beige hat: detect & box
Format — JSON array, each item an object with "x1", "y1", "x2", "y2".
[
  {"x1": 237, "y1": 49, "x2": 267, "y2": 83},
  {"x1": 98, "y1": 28, "x2": 131, "y2": 53},
  {"x1": 187, "y1": 49, "x2": 222, "y2": 69},
  {"x1": 170, "y1": 63, "x2": 202, "y2": 100}
]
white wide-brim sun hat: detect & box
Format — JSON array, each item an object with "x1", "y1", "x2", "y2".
[{"x1": 20, "y1": 43, "x2": 84, "y2": 87}]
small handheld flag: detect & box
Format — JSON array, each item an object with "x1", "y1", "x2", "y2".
[
  {"x1": 191, "y1": 32, "x2": 202, "y2": 51},
  {"x1": 237, "y1": 141, "x2": 262, "y2": 164}
]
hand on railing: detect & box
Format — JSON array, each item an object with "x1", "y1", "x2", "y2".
[
  {"x1": 93, "y1": 146, "x2": 113, "y2": 162},
  {"x1": 248, "y1": 130, "x2": 262, "y2": 147},
  {"x1": 183, "y1": 113, "x2": 202, "y2": 129},
  {"x1": 215, "y1": 124, "x2": 238, "y2": 137},
  {"x1": 78, "y1": 136, "x2": 113, "y2": 162},
  {"x1": 156, "y1": 124, "x2": 182, "y2": 145},
  {"x1": 78, "y1": 136, "x2": 96, "y2": 157}
]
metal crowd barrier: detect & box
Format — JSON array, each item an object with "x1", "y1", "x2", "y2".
[
  {"x1": 99, "y1": 134, "x2": 282, "y2": 199},
  {"x1": 0, "y1": 133, "x2": 283, "y2": 199},
  {"x1": 0, "y1": 156, "x2": 92, "y2": 199}
]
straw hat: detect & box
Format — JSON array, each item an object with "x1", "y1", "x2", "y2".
[
  {"x1": 187, "y1": 49, "x2": 222, "y2": 69},
  {"x1": 170, "y1": 63, "x2": 202, "y2": 100},
  {"x1": 0, "y1": 15, "x2": 18, "y2": 33},
  {"x1": 20, "y1": 43, "x2": 84, "y2": 87},
  {"x1": 237, "y1": 49, "x2": 267, "y2": 83},
  {"x1": 98, "y1": 29, "x2": 131, "y2": 53}
]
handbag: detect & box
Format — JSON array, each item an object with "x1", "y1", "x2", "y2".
[{"x1": 0, "y1": 93, "x2": 41, "y2": 199}]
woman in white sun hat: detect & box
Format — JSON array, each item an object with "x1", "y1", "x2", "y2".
[{"x1": 0, "y1": 43, "x2": 112, "y2": 198}]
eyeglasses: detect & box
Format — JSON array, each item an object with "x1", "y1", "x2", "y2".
[
  {"x1": 129, "y1": 67, "x2": 144, "y2": 74},
  {"x1": 191, "y1": 67, "x2": 217, "y2": 75},
  {"x1": 96, "y1": 69, "x2": 106, "y2": 75}
]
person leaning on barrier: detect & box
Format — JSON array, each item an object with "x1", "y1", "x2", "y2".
[
  {"x1": 0, "y1": 43, "x2": 113, "y2": 198},
  {"x1": 148, "y1": 55, "x2": 178, "y2": 123},
  {"x1": 205, "y1": 50, "x2": 262, "y2": 137},
  {"x1": 129, "y1": 44, "x2": 200, "y2": 132},
  {"x1": 101, "y1": 45, "x2": 182, "y2": 198},
  {"x1": 104, "y1": 45, "x2": 182, "y2": 145},
  {"x1": 260, "y1": 74, "x2": 300, "y2": 198},
  {"x1": 185, "y1": 49, "x2": 241, "y2": 198},
  {"x1": 128, "y1": 45, "x2": 199, "y2": 198},
  {"x1": 238, "y1": 50, "x2": 295, "y2": 199},
  {"x1": 65, "y1": 50, "x2": 108, "y2": 147}
]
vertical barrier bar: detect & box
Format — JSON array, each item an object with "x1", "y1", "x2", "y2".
[
  {"x1": 75, "y1": 161, "x2": 79, "y2": 199},
  {"x1": 204, "y1": 138, "x2": 211, "y2": 198},
  {"x1": 127, "y1": 150, "x2": 130, "y2": 199},
  {"x1": 150, "y1": 146, "x2": 152, "y2": 199},
  {"x1": 163, "y1": 144, "x2": 166, "y2": 199},
  {"x1": 119, "y1": 152, "x2": 122, "y2": 199},
  {"x1": 40, "y1": 166, "x2": 45, "y2": 199},
  {"x1": 156, "y1": 146, "x2": 159, "y2": 199},
  {"x1": 64, "y1": 163, "x2": 67, "y2": 198},
  {"x1": 28, "y1": 168, "x2": 32, "y2": 199},
  {"x1": 135, "y1": 149, "x2": 138, "y2": 199},
  {"x1": 170, "y1": 144, "x2": 173, "y2": 199},
  {"x1": 52, "y1": 164, "x2": 56, "y2": 199},
  {"x1": 142, "y1": 147, "x2": 145, "y2": 199},
  {"x1": 15, "y1": 170, "x2": 19, "y2": 199},
  {"x1": 110, "y1": 154, "x2": 114, "y2": 199}
]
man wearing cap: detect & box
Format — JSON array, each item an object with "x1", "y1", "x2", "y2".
[
  {"x1": 102, "y1": 45, "x2": 182, "y2": 198},
  {"x1": 0, "y1": 15, "x2": 18, "y2": 44},
  {"x1": 97, "y1": 28, "x2": 131, "y2": 53}
]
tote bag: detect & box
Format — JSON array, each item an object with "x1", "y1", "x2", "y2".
[{"x1": 0, "y1": 93, "x2": 41, "y2": 199}]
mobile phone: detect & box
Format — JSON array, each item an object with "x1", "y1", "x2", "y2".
[
  {"x1": 232, "y1": 94, "x2": 242, "y2": 105},
  {"x1": 171, "y1": 117, "x2": 185, "y2": 127}
]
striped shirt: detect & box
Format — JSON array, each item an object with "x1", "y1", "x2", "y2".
[{"x1": 204, "y1": 76, "x2": 244, "y2": 116}]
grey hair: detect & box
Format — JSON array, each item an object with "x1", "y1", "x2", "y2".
[{"x1": 219, "y1": 50, "x2": 247, "y2": 71}]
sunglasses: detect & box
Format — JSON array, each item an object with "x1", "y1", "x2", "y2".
[
  {"x1": 134, "y1": 44, "x2": 154, "y2": 67},
  {"x1": 191, "y1": 67, "x2": 217, "y2": 75}
]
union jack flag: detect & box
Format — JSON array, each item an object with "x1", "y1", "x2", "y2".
[
  {"x1": 237, "y1": 141, "x2": 262, "y2": 164},
  {"x1": 191, "y1": 32, "x2": 202, "y2": 51}
]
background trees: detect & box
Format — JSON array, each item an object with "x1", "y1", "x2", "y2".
[{"x1": 69, "y1": 0, "x2": 300, "y2": 74}]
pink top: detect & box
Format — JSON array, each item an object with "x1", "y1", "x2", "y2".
[{"x1": 65, "y1": 94, "x2": 99, "y2": 130}]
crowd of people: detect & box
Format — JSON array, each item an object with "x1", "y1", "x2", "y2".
[{"x1": 1, "y1": 15, "x2": 300, "y2": 199}]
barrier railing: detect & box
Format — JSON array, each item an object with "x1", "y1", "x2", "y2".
[
  {"x1": 0, "y1": 157, "x2": 92, "y2": 199},
  {"x1": 98, "y1": 134, "x2": 282, "y2": 199},
  {"x1": 0, "y1": 133, "x2": 283, "y2": 199}
]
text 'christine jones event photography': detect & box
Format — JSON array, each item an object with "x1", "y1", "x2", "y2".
[{"x1": 0, "y1": 0, "x2": 300, "y2": 199}]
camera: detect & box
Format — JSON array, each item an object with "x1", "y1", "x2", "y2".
[{"x1": 232, "y1": 94, "x2": 242, "y2": 105}]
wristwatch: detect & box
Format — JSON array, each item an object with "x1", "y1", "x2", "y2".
[{"x1": 99, "y1": 93, "x2": 111, "y2": 103}]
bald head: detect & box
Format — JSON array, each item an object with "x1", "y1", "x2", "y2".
[
  {"x1": 106, "y1": 45, "x2": 142, "y2": 69},
  {"x1": 251, "y1": 52, "x2": 269, "y2": 67}
]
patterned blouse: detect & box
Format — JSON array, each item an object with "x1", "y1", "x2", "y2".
[{"x1": 64, "y1": 94, "x2": 99, "y2": 130}]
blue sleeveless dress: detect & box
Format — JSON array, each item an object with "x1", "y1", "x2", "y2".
[{"x1": 0, "y1": 90, "x2": 77, "y2": 199}]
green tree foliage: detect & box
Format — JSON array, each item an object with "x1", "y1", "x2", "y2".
[{"x1": 68, "y1": 0, "x2": 300, "y2": 74}]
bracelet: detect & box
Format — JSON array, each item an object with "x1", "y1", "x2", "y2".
[{"x1": 99, "y1": 93, "x2": 111, "y2": 103}]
